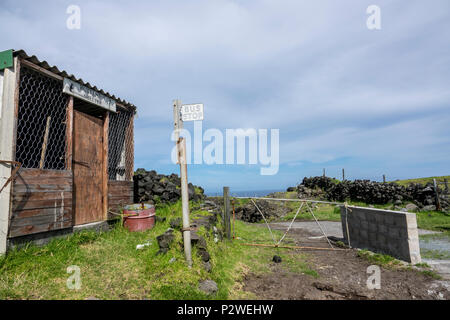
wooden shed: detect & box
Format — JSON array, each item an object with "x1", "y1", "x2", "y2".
[{"x1": 0, "y1": 49, "x2": 136, "y2": 253}]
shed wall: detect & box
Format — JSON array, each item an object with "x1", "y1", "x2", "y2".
[
  {"x1": 107, "y1": 180, "x2": 133, "y2": 219},
  {"x1": 9, "y1": 168, "x2": 73, "y2": 238}
]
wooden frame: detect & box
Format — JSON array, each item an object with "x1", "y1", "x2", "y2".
[
  {"x1": 103, "y1": 112, "x2": 109, "y2": 220},
  {"x1": 65, "y1": 96, "x2": 74, "y2": 170},
  {"x1": 0, "y1": 57, "x2": 20, "y2": 253}
]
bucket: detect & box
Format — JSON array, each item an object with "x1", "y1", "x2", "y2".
[{"x1": 122, "y1": 204, "x2": 156, "y2": 232}]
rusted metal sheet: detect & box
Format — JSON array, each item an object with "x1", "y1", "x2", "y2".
[
  {"x1": 73, "y1": 110, "x2": 104, "y2": 225},
  {"x1": 9, "y1": 168, "x2": 73, "y2": 238},
  {"x1": 13, "y1": 50, "x2": 136, "y2": 111}
]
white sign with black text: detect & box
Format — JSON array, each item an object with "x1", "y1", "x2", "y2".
[{"x1": 181, "y1": 103, "x2": 203, "y2": 122}]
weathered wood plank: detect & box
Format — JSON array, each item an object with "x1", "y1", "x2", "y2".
[
  {"x1": 12, "y1": 198, "x2": 73, "y2": 211},
  {"x1": 10, "y1": 168, "x2": 73, "y2": 238},
  {"x1": 13, "y1": 184, "x2": 72, "y2": 193},
  {"x1": 11, "y1": 210, "x2": 71, "y2": 226},
  {"x1": 0, "y1": 57, "x2": 20, "y2": 253},
  {"x1": 103, "y1": 112, "x2": 109, "y2": 220},
  {"x1": 13, "y1": 191, "x2": 72, "y2": 202},
  {"x1": 108, "y1": 180, "x2": 133, "y2": 186},
  {"x1": 9, "y1": 220, "x2": 72, "y2": 238},
  {"x1": 65, "y1": 96, "x2": 73, "y2": 170},
  {"x1": 14, "y1": 168, "x2": 72, "y2": 178},
  {"x1": 14, "y1": 176, "x2": 73, "y2": 186}
]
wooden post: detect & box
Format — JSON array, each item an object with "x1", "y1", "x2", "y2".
[
  {"x1": 323, "y1": 168, "x2": 325, "y2": 177},
  {"x1": 232, "y1": 199, "x2": 236, "y2": 239},
  {"x1": 342, "y1": 168, "x2": 345, "y2": 181},
  {"x1": 0, "y1": 57, "x2": 20, "y2": 255},
  {"x1": 444, "y1": 179, "x2": 448, "y2": 193},
  {"x1": 223, "y1": 186, "x2": 231, "y2": 240},
  {"x1": 173, "y1": 99, "x2": 192, "y2": 267},
  {"x1": 39, "y1": 116, "x2": 51, "y2": 169},
  {"x1": 65, "y1": 96, "x2": 73, "y2": 170},
  {"x1": 102, "y1": 112, "x2": 109, "y2": 221},
  {"x1": 433, "y1": 178, "x2": 442, "y2": 211},
  {"x1": 383, "y1": 175, "x2": 386, "y2": 183}
]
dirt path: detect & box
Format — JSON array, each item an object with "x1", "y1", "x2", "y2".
[{"x1": 242, "y1": 223, "x2": 450, "y2": 300}]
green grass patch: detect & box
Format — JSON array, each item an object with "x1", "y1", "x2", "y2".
[
  {"x1": 0, "y1": 201, "x2": 318, "y2": 300},
  {"x1": 356, "y1": 249, "x2": 402, "y2": 268},
  {"x1": 393, "y1": 175, "x2": 450, "y2": 187},
  {"x1": 420, "y1": 270, "x2": 442, "y2": 280},
  {"x1": 282, "y1": 204, "x2": 341, "y2": 222}
]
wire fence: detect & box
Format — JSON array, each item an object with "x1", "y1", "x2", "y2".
[
  {"x1": 108, "y1": 108, "x2": 134, "y2": 181},
  {"x1": 15, "y1": 67, "x2": 68, "y2": 170}
]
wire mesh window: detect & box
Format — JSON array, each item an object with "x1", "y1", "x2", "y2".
[
  {"x1": 108, "y1": 108, "x2": 134, "y2": 181},
  {"x1": 15, "y1": 67, "x2": 68, "y2": 170}
]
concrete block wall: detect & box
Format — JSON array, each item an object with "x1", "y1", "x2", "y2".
[{"x1": 340, "y1": 206, "x2": 421, "y2": 264}]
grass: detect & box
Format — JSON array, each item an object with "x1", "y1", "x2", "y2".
[
  {"x1": 282, "y1": 203, "x2": 341, "y2": 222},
  {"x1": 0, "y1": 200, "x2": 318, "y2": 300},
  {"x1": 393, "y1": 175, "x2": 450, "y2": 187},
  {"x1": 356, "y1": 249, "x2": 402, "y2": 268}
]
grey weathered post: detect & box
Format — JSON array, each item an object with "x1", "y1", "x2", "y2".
[
  {"x1": 0, "y1": 56, "x2": 19, "y2": 255},
  {"x1": 433, "y1": 178, "x2": 442, "y2": 211},
  {"x1": 323, "y1": 168, "x2": 326, "y2": 177},
  {"x1": 173, "y1": 99, "x2": 192, "y2": 267},
  {"x1": 223, "y1": 186, "x2": 231, "y2": 239},
  {"x1": 383, "y1": 174, "x2": 386, "y2": 183},
  {"x1": 342, "y1": 168, "x2": 345, "y2": 181},
  {"x1": 444, "y1": 179, "x2": 448, "y2": 193}
]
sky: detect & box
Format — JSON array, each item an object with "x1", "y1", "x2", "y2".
[{"x1": 1, "y1": 0, "x2": 449, "y2": 193}]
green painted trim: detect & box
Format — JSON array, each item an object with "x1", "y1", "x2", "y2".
[{"x1": 0, "y1": 49, "x2": 13, "y2": 71}]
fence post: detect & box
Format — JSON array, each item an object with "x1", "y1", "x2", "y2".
[
  {"x1": 323, "y1": 168, "x2": 326, "y2": 177},
  {"x1": 444, "y1": 179, "x2": 448, "y2": 193},
  {"x1": 342, "y1": 168, "x2": 345, "y2": 181},
  {"x1": 223, "y1": 186, "x2": 231, "y2": 239},
  {"x1": 383, "y1": 175, "x2": 386, "y2": 183},
  {"x1": 433, "y1": 178, "x2": 442, "y2": 211}
]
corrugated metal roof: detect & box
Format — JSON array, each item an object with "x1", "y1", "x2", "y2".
[{"x1": 13, "y1": 49, "x2": 136, "y2": 111}]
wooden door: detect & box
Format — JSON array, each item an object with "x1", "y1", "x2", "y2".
[{"x1": 73, "y1": 110, "x2": 104, "y2": 225}]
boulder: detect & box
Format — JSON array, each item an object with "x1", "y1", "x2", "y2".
[
  {"x1": 156, "y1": 228, "x2": 175, "y2": 254},
  {"x1": 198, "y1": 280, "x2": 218, "y2": 295},
  {"x1": 169, "y1": 217, "x2": 182, "y2": 230},
  {"x1": 405, "y1": 203, "x2": 419, "y2": 212},
  {"x1": 421, "y1": 205, "x2": 436, "y2": 212}
]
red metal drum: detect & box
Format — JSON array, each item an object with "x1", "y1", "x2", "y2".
[{"x1": 122, "y1": 204, "x2": 156, "y2": 232}]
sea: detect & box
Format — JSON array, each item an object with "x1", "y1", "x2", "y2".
[{"x1": 205, "y1": 189, "x2": 284, "y2": 198}]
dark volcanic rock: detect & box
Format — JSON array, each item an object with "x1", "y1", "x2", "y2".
[
  {"x1": 156, "y1": 228, "x2": 175, "y2": 254},
  {"x1": 133, "y1": 169, "x2": 205, "y2": 204},
  {"x1": 273, "y1": 255, "x2": 282, "y2": 263},
  {"x1": 169, "y1": 217, "x2": 182, "y2": 230}
]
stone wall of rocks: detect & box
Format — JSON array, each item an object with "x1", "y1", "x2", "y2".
[
  {"x1": 134, "y1": 168, "x2": 205, "y2": 204},
  {"x1": 340, "y1": 206, "x2": 421, "y2": 264},
  {"x1": 296, "y1": 176, "x2": 449, "y2": 210}
]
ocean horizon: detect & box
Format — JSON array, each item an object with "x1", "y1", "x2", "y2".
[{"x1": 205, "y1": 189, "x2": 284, "y2": 197}]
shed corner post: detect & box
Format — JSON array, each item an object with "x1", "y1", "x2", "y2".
[
  {"x1": 103, "y1": 111, "x2": 110, "y2": 221},
  {"x1": 0, "y1": 56, "x2": 20, "y2": 254}
]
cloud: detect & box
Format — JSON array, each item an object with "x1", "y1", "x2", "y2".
[{"x1": 1, "y1": 0, "x2": 449, "y2": 191}]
